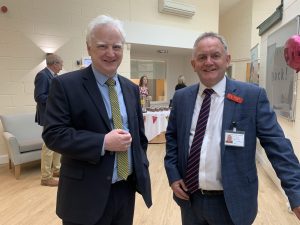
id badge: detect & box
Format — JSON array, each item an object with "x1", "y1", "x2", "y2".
[{"x1": 224, "y1": 130, "x2": 245, "y2": 147}]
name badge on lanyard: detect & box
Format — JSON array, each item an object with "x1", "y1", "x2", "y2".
[{"x1": 224, "y1": 122, "x2": 245, "y2": 147}]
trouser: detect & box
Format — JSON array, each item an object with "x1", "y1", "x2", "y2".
[
  {"x1": 180, "y1": 190, "x2": 234, "y2": 225},
  {"x1": 63, "y1": 175, "x2": 136, "y2": 225},
  {"x1": 41, "y1": 143, "x2": 61, "y2": 180}
]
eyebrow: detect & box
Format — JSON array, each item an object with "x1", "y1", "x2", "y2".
[{"x1": 96, "y1": 41, "x2": 123, "y2": 45}]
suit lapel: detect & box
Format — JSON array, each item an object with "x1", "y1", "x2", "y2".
[
  {"x1": 186, "y1": 84, "x2": 199, "y2": 124},
  {"x1": 185, "y1": 84, "x2": 199, "y2": 130},
  {"x1": 222, "y1": 79, "x2": 237, "y2": 131},
  {"x1": 183, "y1": 84, "x2": 199, "y2": 162},
  {"x1": 118, "y1": 76, "x2": 135, "y2": 131},
  {"x1": 221, "y1": 77, "x2": 239, "y2": 155},
  {"x1": 81, "y1": 67, "x2": 111, "y2": 130}
]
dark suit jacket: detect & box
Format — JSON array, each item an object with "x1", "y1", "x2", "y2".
[
  {"x1": 34, "y1": 67, "x2": 54, "y2": 126},
  {"x1": 42, "y1": 66, "x2": 152, "y2": 225},
  {"x1": 175, "y1": 83, "x2": 186, "y2": 91},
  {"x1": 165, "y1": 77, "x2": 300, "y2": 225}
]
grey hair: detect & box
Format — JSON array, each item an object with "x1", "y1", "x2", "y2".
[
  {"x1": 178, "y1": 75, "x2": 185, "y2": 84},
  {"x1": 86, "y1": 15, "x2": 126, "y2": 45},
  {"x1": 46, "y1": 53, "x2": 62, "y2": 66},
  {"x1": 192, "y1": 32, "x2": 229, "y2": 56}
]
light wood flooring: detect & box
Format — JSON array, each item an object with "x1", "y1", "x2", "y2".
[{"x1": 0, "y1": 144, "x2": 299, "y2": 225}]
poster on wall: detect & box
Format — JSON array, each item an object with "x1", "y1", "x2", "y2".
[
  {"x1": 268, "y1": 46, "x2": 295, "y2": 119},
  {"x1": 266, "y1": 15, "x2": 299, "y2": 121}
]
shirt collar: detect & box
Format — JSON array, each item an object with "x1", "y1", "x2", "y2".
[
  {"x1": 198, "y1": 76, "x2": 226, "y2": 97},
  {"x1": 91, "y1": 65, "x2": 118, "y2": 86},
  {"x1": 46, "y1": 67, "x2": 55, "y2": 76}
]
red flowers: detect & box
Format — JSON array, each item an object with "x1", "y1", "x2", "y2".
[{"x1": 226, "y1": 93, "x2": 244, "y2": 104}]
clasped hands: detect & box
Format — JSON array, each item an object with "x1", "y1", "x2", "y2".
[{"x1": 104, "y1": 129, "x2": 132, "y2": 152}]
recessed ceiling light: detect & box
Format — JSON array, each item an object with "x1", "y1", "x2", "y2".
[{"x1": 157, "y1": 49, "x2": 168, "y2": 54}]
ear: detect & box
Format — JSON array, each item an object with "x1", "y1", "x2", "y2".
[
  {"x1": 86, "y1": 42, "x2": 91, "y2": 56},
  {"x1": 226, "y1": 54, "x2": 231, "y2": 67},
  {"x1": 191, "y1": 59, "x2": 196, "y2": 71}
]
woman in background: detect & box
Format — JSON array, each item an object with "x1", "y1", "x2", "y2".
[
  {"x1": 175, "y1": 75, "x2": 186, "y2": 90},
  {"x1": 139, "y1": 75, "x2": 149, "y2": 97}
]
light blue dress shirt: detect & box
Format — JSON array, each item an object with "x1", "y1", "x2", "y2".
[{"x1": 92, "y1": 66, "x2": 133, "y2": 183}]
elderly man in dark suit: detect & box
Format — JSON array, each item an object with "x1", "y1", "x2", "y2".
[
  {"x1": 164, "y1": 32, "x2": 300, "y2": 225},
  {"x1": 34, "y1": 53, "x2": 63, "y2": 187},
  {"x1": 42, "y1": 15, "x2": 152, "y2": 225}
]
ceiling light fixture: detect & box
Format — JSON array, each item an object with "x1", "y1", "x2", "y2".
[{"x1": 157, "y1": 49, "x2": 168, "y2": 54}]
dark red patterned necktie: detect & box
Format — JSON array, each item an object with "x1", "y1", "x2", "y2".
[{"x1": 185, "y1": 88, "x2": 214, "y2": 194}]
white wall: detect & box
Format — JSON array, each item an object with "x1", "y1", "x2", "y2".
[
  {"x1": 0, "y1": 0, "x2": 219, "y2": 162},
  {"x1": 219, "y1": 0, "x2": 281, "y2": 82},
  {"x1": 219, "y1": 0, "x2": 253, "y2": 82},
  {"x1": 251, "y1": 0, "x2": 281, "y2": 49}
]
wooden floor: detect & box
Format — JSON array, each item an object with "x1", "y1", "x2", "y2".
[{"x1": 0, "y1": 144, "x2": 299, "y2": 225}]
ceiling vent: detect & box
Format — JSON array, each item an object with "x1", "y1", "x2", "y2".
[{"x1": 158, "y1": 0, "x2": 196, "y2": 18}]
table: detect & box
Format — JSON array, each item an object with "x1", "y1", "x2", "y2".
[{"x1": 143, "y1": 110, "x2": 170, "y2": 142}]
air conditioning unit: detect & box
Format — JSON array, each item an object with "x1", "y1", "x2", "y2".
[{"x1": 158, "y1": 0, "x2": 196, "y2": 18}]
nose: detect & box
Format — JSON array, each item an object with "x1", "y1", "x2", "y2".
[
  {"x1": 105, "y1": 46, "x2": 115, "y2": 56},
  {"x1": 204, "y1": 56, "x2": 214, "y2": 65}
]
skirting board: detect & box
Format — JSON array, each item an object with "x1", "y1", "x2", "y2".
[{"x1": 0, "y1": 154, "x2": 9, "y2": 164}]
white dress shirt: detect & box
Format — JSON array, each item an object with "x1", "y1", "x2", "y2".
[{"x1": 188, "y1": 76, "x2": 226, "y2": 190}]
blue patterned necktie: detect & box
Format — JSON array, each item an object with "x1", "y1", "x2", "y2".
[
  {"x1": 106, "y1": 78, "x2": 129, "y2": 180},
  {"x1": 185, "y1": 88, "x2": 214, "y2": 194}
]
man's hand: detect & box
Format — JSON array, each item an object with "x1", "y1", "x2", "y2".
[
  {"x1": 171, "y1": 179, "x2": 190, "y2": 200},
  {"x1": 104, "y1": 129, "x2": 132, "y2": 152},
  {"x1": 292, "y1": 206, "x2": 300, "y2": 220}
]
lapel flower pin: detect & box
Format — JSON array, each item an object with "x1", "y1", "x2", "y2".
[{"x1": 226, "y1": 93, "x2": 244, "y2": 104}]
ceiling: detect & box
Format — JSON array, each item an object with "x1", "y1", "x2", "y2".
[
  {"x1": 130, "y1": 0, "x2": 241, "y2": 57},
  {"x1": 219, "y1": 0, "x2": 241, "y2": 15},
  {"x1": 130, "y1": 44, "x2": 192, "y2": 57}
]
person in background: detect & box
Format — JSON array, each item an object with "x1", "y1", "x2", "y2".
[
  {"x1": 175, "y1": 75, "x2": 187, "y2": 91},
  {"x1": 34, "y1": 53, "x2": 63, "y2": 187},
  {"x1": 169, "y1": 75, "x2": 187, "y2": 108},
  {"x1": 139, "y1": 75, "x2": 149, "y2": 97},
  {"x1": 164, "y1": 32, "x2": 300, "y2": 225},
  {"x1": 42, "y1": 15, "x2": 152, "y2": 225}
]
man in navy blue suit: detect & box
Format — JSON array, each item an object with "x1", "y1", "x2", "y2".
[
  {"x1": 34, "y1": 53, "x2": 63, "y2": 187},
  {"x1": 42, "y1": 15, "x2": 152, "y2": 225},
  {"x1": 164, "y1": 32, "x2": 300, "y2": 225}
]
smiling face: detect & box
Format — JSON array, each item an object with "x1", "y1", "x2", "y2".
[
  {"x1": 191, "y1": 37, "x2": 231, "y2": 87},
  {"x1": 87, "y1": 24, "x2": 124, "y2": 77},
  {"x1": 142, "y1": 76, "x2": 148, "y2": 85}
]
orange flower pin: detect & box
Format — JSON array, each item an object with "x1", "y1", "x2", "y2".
[{"x1": 226, "y1": 93, "x2": 244, "y2": 104}]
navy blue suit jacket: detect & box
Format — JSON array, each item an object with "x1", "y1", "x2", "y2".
[
  {"x1": 165, "y1": 77, "x2": 300, "y2": 225},
  {"x1": 42, "y1": 66, "x2": 152, "y2": 225},
  {"x1": 34, "y1": 67, "x2": 54, "y2": 126}
]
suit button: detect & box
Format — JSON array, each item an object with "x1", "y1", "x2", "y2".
[{"x1": 106, "y1": 176, "x2": 111, "y2": 180}]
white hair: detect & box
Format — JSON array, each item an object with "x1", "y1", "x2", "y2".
[{"x1": 86, "y1": 15, "x2": 126, "y2": 45}]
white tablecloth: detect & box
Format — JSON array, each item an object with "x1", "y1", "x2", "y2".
[{"x1": 143, "y1": 110, "x2": 170, "y2": 141}]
